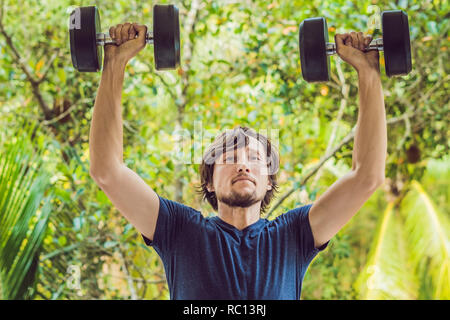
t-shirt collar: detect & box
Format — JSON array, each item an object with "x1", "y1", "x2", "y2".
[{"x1": 211, "y1": 215, "x2": 266, "y2": 238}]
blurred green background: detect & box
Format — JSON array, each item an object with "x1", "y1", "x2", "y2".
[{"x1": 0, "y1": 0, "x2": 448, "y2": 300}]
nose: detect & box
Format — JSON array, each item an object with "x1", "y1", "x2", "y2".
[
  {"x1": 236, "y1": 154, "x2": 251, "y2": 173},
  {"x1": 237, "y1": 164, "x2": 250, "y2": 173}
]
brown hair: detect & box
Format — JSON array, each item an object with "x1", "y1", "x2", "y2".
[{"x1": 195, "y1": 126, "x2": 280, "y2": 215}]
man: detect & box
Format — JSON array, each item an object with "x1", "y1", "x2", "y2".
[{"x1": 89, "y1": 22, "x2": 386, "y2": 299}]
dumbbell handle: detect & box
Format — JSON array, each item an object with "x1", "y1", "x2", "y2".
[
  {"x1": 326, "y1": 38, "x2": 383, "y2": 55},
  {"x1": 96, "y1": 32, "x2": 154, "y2": 46}
]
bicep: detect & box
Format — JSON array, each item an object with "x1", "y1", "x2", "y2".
[
  {"x1": 309, "y1": 170, "x2": 379, "y2": 248},
  {"x1": 92, "y1": 164, "x2": 160, "y2": 241}
]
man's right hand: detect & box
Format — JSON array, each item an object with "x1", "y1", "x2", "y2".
[{"x1": 104, "y1": 22, "x2": 147, "y2": 65}]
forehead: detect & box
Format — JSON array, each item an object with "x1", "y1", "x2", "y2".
[
  {"x1": 222, "y1": 136, "x2": 266, "y2": 154},
  {"x1": 225, "y1": 137, "x2": 265, "y2": 152},
  {"x1": 203, "y1": 132, "x2": 271, "y2": 166}
]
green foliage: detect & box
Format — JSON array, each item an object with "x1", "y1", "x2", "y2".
[
  {"x1": 354, "y1": 160, "x2": 450, "y2": 300},
  {"x1": 354, "y1": 202, "x2": 420, "y2": 299},
  {"x1": 0, "y1": 0, "x2": 448, "y2": 299},
  {"x1": 0, "y1": 124, "x2": 53, "y2": 299},
  {"x1": 400, "y1": 180, "x2": 450, "y2": 299}
]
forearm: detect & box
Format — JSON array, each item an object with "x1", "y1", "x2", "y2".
[
  {"x1": 89, "y1": 59, "x2": 127, "y2": 178},
  {"x1": 352, "y1": 69, "x2": 387, "y2": 185}
]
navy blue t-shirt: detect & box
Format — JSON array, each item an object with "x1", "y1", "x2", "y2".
[{"x1": 142, "y1": 194, "x2": 330, "y2": 300}]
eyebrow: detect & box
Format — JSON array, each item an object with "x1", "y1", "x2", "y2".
[{"x1": 222, "y1": 148, "x2": 263, "y2": 157}]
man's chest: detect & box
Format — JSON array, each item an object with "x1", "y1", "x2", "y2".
[{"x1": 168, "y1": 228, "x2": 302, "y2": 299}]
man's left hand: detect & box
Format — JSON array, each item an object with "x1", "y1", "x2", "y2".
[{"x1": 335, "y1": 32, "x2": 380, "y2": 74}]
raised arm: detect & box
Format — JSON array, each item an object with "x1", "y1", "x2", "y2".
[
  {"x1": 309, "y1": 32, "x2": 387, "y2": 248},
  {"x1": 89, "y1": 23, "x2": 160, "y2": 241}
]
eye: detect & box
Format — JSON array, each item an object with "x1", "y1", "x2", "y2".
[{"x1": 222, "y1": 154, "x2": 261, "y2": 162}]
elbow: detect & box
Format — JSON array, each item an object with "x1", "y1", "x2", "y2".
[
  {"x1": 361, "y1": 177, "x2": 384, "y2": 193},
  {"x1": 371, "y1": 175, "x2": 385, "y2": 190},
  {"x1": 89, "y1": 166, "x2": 118, "y2": 187},
  {"x1": 89, "y1": 169, "x2": 106, "y2": 186},
  {"x1": 354, "y1": 170, "x2": 385, "y2": 191},
  {"x1": 89, "y1": 154, "x2": 123, "y2": 185},
  {"x1": 372, "y1": 167, "x2": 386, "y2": 188}
]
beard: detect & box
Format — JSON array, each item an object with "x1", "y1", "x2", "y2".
[{"x1": 217, "y1": 186, "x2": 263, "y2": 208}]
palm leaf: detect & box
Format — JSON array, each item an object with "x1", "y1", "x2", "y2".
[
  {"x1": 354, "y1": 201, "x2": 419, "y2": 299},
  {"x1": 400, "y1": 180, "x2": 450, "y2": 299},
  {"x1": 0, "y1": 126, "x2": 53, "y2": 299}
]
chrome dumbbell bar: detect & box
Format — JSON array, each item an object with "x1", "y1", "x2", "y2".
[
  {"x1": 325, "y1": 38, "x2": 384, "y2": 55},
  {"x1": 96, "y1": 32, "x2": 154, "y2": 46}
]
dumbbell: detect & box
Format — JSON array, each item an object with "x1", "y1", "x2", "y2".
[
  {"x1": 299, "y1": 10, "x2": 412, "y2": 82},
  {"x1": 69, "y1": 4, "x2": 180, "y2": 72}
]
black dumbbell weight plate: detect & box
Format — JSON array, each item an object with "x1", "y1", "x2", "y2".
[
  {"x1": 299, "y1": 17, "x2": 330, "y2": 82},
  {"x1": 153, "y1": 4, "x2": 180, "y2": 70},
  {"x1": 69, "y1": 6, "x2": 102, "y2": 72},
  {"x1": 382, "y1": 10, "x2": 412, "y2": 77}
]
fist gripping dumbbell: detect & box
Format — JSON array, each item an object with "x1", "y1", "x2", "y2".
[
  {"x1": 69, "y1": 4, "x2": 180, "y2": 72},
  {"x1": 299, "y1": 10, "x2": 412, "y2": 82}
]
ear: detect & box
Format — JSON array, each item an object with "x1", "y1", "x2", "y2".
[{"x1": 207, "y1": 183, "x2": 215, "y2": 193}]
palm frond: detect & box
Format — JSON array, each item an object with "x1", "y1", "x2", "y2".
[
  {"x1": 0, "y1": 125, "x2": 53, "y2": 299},
  {"x1": 400, "y1": 180, "x2": 450, "y2": 299},
  {"x1": 354, "y1": 201, "x2": 419, "y2": 299}
]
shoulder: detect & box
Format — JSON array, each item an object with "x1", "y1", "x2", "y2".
[
  {"x1": 156, "y1": 195, "x2": 208, "y2": 233},
  {"x1": 159, "y1": 196, "x2": 203, "y2": 218},
  {"x1": 159, "y1": 196, "x2": 202, "y2": 215},
  {"x1": 270, "y1": 204, "x2": 314, "y2": 229}
]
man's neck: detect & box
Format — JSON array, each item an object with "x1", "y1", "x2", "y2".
[{"x1": 217, "y1": 203, "x2": 261, "y2": 230}]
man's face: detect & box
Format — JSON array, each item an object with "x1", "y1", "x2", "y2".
[{"x1": 207, "y1": 137, "x2": 272, "y2": 209}]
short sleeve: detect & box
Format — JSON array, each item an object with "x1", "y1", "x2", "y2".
[
  {"x1": 288, "y1": 204, "x2": 330, "y2": 261},
  {"x1": 141, "y1": 194, "x2": 200, "y2": 257}
]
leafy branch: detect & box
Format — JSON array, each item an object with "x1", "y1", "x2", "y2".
[{"x1": 0, "y1": 0, "x2": 62, "y2": 120}]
